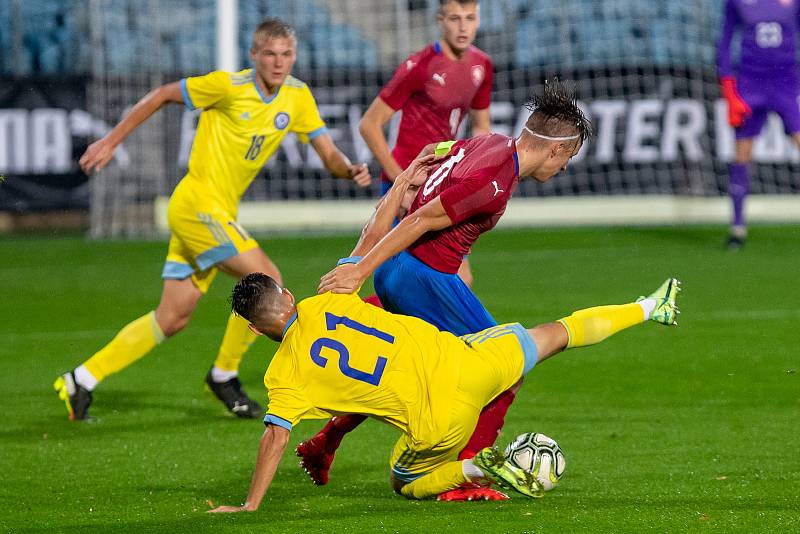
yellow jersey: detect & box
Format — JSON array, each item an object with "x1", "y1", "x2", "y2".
[
  {"x1": 180, "y1": 69, "x2": 327, "y2": 213},
  {"x1": 263, "y1": 290, "x2": 472, "y2": 450}
]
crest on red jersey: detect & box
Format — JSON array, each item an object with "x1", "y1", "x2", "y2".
[{"x1": 471, "y1": 65, "x2": 485, "y2": 87}]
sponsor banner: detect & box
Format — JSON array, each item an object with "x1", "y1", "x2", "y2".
[
  {"x1": 0, "y1": 77, "x2": 95, "y2": 210},
  {"x1": 2, "y1": 67, "x2": 798, "y2": 210}
]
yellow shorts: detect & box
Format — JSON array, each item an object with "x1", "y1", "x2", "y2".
[
  {"x1": 389, "y1": 323, "x2": 537, "y2": 483},
  {"x1": 162, "y1": 179, "x2": 258, "y2": 293}
]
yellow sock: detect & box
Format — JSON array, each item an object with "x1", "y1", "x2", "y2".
[
  {"x1": 83, "y1": 311, "x2": 165, "y2": 382},
  {"x1": 400, "y1": 461, "x2": 469, "y2": 500},
  {"x1": 213, "y1": 313, "x2": 258, "y2": 372},
  {"x1": 557, "y1": 303, "x2": 645, "y2": 349}
]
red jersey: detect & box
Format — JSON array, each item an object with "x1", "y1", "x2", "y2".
[
  {"x1": 379, "y1": 42, "x2": 493, "y2": 183},
  {"x1": 406, "y1": 134, "x2": 519, "y2": 274}
]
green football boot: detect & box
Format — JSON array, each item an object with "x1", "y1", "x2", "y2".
[
  {"x1": 471, "y1": 447, "x2": 545, "y2": 498},
  {"x1": 638, "y1": 277, "x2": 681, "y2": 326}
]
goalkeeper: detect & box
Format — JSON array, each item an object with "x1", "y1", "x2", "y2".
[
  {"x1": 717, "y1": 0, "x2": 800, "y2": 249},
  {"x1": 208, "y1": 156, "x2": 681, "y2": 511},
  {"x1": 54, "y1": 19, "x2": 370, "y2": 421}
]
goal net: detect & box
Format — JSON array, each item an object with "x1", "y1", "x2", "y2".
[{"x1": 85, "y1": 0, "x2": 799, "y2": 237}]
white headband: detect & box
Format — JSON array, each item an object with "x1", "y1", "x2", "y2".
[{"x1": 523, "y1": 126, "x2": 580, "y2": 141}]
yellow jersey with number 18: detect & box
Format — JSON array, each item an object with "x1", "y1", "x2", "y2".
[{"x1": 180, "y1": 68, "x2": 327, "y2": 213}]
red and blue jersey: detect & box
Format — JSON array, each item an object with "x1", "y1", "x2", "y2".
[
  {"x1": 379, "y1": 42, "x2": 493, "y2": 184},
  {"x1": 406, "y1": 134, "x2": 519, "y2": 274}
]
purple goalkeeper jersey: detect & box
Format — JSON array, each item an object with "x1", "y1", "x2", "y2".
[{"x1": 717, "y1": 0, "x2": 800, "y2": 78}]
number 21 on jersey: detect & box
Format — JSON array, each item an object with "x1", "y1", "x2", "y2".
[{"x1": 309, "y1": 313, "x2": 394, "y2": 386}]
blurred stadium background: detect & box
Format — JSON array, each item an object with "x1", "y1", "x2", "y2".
[{"x1": 1, "y1": 0, "x2": 799, "y2": 237}]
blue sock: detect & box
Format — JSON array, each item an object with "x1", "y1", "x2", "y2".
[{"x1": 728, "y1": 163, "x2": 749, "y2": 228}]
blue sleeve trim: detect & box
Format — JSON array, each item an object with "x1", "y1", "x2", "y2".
[
  {"x1": 281, "y1": 312, "x2": 298, "y2": 338},
  {"x1": 307, "y1": 126, "x2": 328, "y2": 140},
  {"x1": 180, "y1": 78, "x2": 196, "y2": 110},
  {"x1": 337, "y1": 256, "x2": 363, "y2": 266},
  {"x1": 161, "y1": 261, "x2": 194, "y2": 280},
  {"x1": 263, "y1": 414, "x2": 293, "y2": 431},
  {"x1": 510, "y1": 322, "x2": 538, "y2": 376}
]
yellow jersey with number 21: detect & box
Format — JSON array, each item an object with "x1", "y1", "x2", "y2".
[{"x1": 263, "y1": 289, "x2": 471, "y2": 451}]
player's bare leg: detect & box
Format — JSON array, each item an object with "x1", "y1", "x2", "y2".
[
  {"x1": 727, "y1": 138, "x2": 753, "y2": 250},
  {"x1": 154, "y1": 278, "x2": 204, "y2": 337},
  {"x1": 204, "y1": 246, "x2": 284, "y2": 418}
]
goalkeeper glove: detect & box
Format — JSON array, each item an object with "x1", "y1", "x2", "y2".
[{"x1": 720, "y1": 76, "x2": 752, "y2": 128}]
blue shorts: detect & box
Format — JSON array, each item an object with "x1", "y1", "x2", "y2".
[{"x1": 374, "y1": 251, "x2": 496, "y2": 336}]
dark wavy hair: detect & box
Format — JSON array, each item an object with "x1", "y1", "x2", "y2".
[
  {"x1": 525, "y1": 79, "x2": 593, "y2": 144},
  {"x1": 230, "y1": 273, "x2": 282, "y2": 323}
]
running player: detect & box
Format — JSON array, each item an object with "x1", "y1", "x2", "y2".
[
  {"x1": 208, "y1": 266, "x2": 680, "y2": 510},
  {"x1": 359, "y1": 0, "x2": 493, "y2": 288},
  {"x1": 298, "y1": 80, "x2": 592, "y2": 499},
  {"x1": 717, "y1": 0, "x2": 800, "y2": 249},
  {"x1": 53, "y1": 19, "x2": 370, "y2": 420}
]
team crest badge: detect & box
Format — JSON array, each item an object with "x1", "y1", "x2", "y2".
[
  {"x1": 274, "y1": 112, "x2": 290, "y2": 130},
  {"x1": 471, "y1": 65, "x2": 485, "y2": 87}
]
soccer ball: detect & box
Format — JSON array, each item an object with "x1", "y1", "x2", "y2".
[{"x1": 503, "y1": 433, "x2": 566, "y2": 492}]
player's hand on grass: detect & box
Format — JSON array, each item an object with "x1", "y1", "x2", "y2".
[
  {"x1": 208, "y1": 504, "x2": 256, "y2": 513},
  {"x1": 348, "y1": 163, "x2": 372, "y2": 187},
  {"x1": 79, "y1": 138, "x2": 117, "y2": 173},
  {"x1": 318, "y1": 263, "x2": 363, "y2": 295}
]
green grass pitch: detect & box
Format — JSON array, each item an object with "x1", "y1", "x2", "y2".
[{"x1": 1, "y1": 225, "x2": 798, "y2": 533}]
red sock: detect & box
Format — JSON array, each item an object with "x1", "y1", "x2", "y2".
[
  {"x1": 458, "y1": 388, "x2": 518, "y2": 460},
  {"x1": 322, "y1": 414, "x2": 367, "y2": 452},
  {"x1": 363, "y1": 294, "x2": 384, "y2": 308}
]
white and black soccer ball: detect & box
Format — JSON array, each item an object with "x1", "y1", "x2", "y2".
[{"x1": 503, "y1": 432, "x2": 566, "y2": 492}]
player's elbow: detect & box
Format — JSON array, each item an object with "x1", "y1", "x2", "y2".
[{"x1": 358, "y1": 116, "x2": 376, "y2": 140}]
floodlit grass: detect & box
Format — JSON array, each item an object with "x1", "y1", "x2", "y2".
[{"x1": 1, "y1": 225, "x2": 798, "y2": 532}]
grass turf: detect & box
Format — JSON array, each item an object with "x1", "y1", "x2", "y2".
[{"x1": 1, "y1": 225, "x2": 798, "y2": 533}]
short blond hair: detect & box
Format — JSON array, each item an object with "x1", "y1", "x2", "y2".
[{"x1": 252, "y1": 18, "x2": 296, "y2": 50}]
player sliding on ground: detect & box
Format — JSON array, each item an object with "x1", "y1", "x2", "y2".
[
  {"x1": 53, "y1": 19, "x2": 370, "y2": 420},
  {"x1": 208, "y1": 157, "x2": 682, "y2": 511},
  {"x1": 209, "y1": 270, "x2": 680, "y2": 511}
]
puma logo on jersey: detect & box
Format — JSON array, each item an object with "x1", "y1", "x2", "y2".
[
  {"x1": 492, "y1": 181, "x2": 504, "y2": 196},
  {"x1": 432, "y1": 72, "x2": 447, "y2": 86},
  {"x1": 239, "y1": 111, "x2": 251, "y2": 120},
  {"x1": 406, "y1": 60, "x2": 416, "y2": 70}
]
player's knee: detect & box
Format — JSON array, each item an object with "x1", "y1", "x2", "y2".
[
  {"x1": 155, "y1": 310, "x2": 192, "y2": 337},
  {"x1": 389, "y1": 473, "x2": 407, "y2": 495}
]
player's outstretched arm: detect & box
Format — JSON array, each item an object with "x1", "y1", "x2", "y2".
[
  {"x1": 79, "y1": 81, "x2": 184, "y2": 174},
  {"x1": 318, "y1": 190, "x2": 452, "y2": 294},
  {"x1": 208, "y1": 425, "x2": 290, "y2": 513},
  {"x1": 350, "y1": 154, "x2": 438, "y2": 254},
  {"x1": 310, "y1": 134, "x2": 371, "y2": 187},
  {"x1": 359, "y1": 97, "x2": 405, "y2": 181}
]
